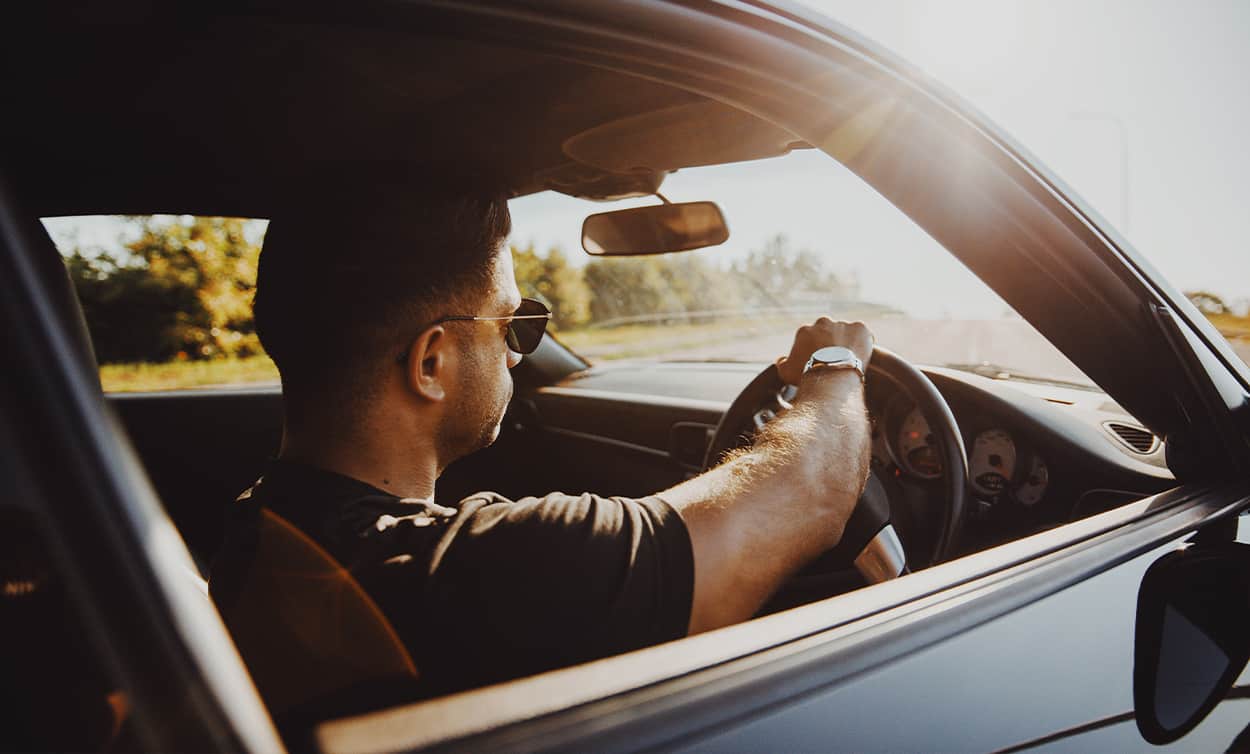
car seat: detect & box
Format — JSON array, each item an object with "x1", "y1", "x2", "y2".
[{"x1": 209, "y1": 507, "x2": 420, "y2": 737}]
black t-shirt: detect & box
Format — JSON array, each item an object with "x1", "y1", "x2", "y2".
[{"x1": 210, "y1": 460, "x2": 694, "y2": 697}]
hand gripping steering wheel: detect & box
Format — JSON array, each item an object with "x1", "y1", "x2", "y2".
[{"x1": 702, "y1": 347, "x2": 969, "y2": 583}]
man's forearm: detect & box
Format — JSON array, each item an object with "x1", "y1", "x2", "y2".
[
  {"x1": 749, "y1": 370, "x2": 872, "y2": 520},
  {"x1": 664, "y1": 369, "x2": 871, "y2": 633}
]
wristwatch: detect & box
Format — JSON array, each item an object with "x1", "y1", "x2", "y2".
[{"x1": 803, "y1": 345, "x2": 865, "y2": 381}]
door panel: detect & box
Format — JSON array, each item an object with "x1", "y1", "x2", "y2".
[{"x1": 677, "y1": 512, "x2": 1250, "y2": 753}]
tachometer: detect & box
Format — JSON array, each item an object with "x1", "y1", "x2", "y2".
[
  {"x1": 897, "y1": 407, "x2": 942, "y2": 479},
  {"x1": 970, "y1": 429, "x2": 1016, "y2": 497},
  {"x1": 1014, "y1": 455, "x2": 1049, "y2": 506}
]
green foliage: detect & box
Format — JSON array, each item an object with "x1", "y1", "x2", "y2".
[
  {"x1": 582, "y1": 256, "x2": 673, "y2": 324},
  {"x1": 66, "y1": 216, "x2": 263, "y2": 363},
  {"x1": 99, "y1": 354, "x2": 278, "y2": 393},
  {"x1": 580, "y1": 234, "x2": 845, "y2": 326},
  {"x1": 511, "y1": 243, "x2": 591, "y2": 330},
  {"x1": 64, "y1": 217, "x2": 851, "y2": 376}
]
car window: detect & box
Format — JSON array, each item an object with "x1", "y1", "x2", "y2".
[
  {"x1": 44, "y1": 161, "x2": 1250, "y2": 396},
  {"x1": 32, "y1": 191, "x2": 1107, "y2": 394},
  {"x1": 43, "y1": 215, "x2": 277, "y2": 393}
]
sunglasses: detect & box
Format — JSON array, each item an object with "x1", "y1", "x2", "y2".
[{"x1": 397, "y1": 298, "x2": 552, "y2": 363}]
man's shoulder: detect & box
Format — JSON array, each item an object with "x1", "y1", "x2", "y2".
[{"x1": 219, "y1": 462, "x2": 419, "y2": 557}]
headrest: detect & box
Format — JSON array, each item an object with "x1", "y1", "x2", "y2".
[{"x1": 0, "y1": 176, "x2": 100, "y2": 390}]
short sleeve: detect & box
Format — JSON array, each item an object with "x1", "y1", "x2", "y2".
[{"x1": 420, "y1": 491, "x2": 694, "y2": 687}]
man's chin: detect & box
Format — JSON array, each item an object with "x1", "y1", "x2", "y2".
[
  {"x1": 474, "y1": 414, "x2": 505, "y2": 452},
  {"x1": 486, "y1": 391, "x2": 511, "y2": 447}
]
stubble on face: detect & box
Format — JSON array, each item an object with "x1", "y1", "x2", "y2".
[
  {"x1": 435, "y1": 248, "x2": 519, "y2": 466},
  {"x1": 444, "y1": 336, "x2": 511, "y2": 459}
]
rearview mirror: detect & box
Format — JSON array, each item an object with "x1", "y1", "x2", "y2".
[
  {"x1": 1134, "y1": 541, "x2": 1250, "y2": 744},
  {"x1": 582, "y1": 201, "x2": 729, "y2": 256}
]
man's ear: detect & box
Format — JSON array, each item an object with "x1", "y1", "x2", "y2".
[{"x1": 402, "y1": 326, "x2": 451, "y2": 402}]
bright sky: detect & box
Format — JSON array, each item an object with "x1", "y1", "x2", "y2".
[{"x1": 801, "y1": 0, "x2": 1250, "y2": 309}]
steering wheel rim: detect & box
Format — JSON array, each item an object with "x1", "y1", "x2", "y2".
[{"x1": 703, "y1": 347, "x2": 969, "y2": 567}]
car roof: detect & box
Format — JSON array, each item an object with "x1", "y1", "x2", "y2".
[{"x1": 6, "y1": 5, "x2": 804, "y2": 217}]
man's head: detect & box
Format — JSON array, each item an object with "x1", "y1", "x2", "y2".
[{"x1": 254, "y1": 188, "x2": 518, "y2": 465}]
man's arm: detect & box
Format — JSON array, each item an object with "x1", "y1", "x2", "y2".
[{"x1": 660, "y1": 319, "x2": 873, "y2": 635}]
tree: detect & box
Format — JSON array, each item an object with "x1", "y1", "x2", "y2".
[
  {"x1": 65, "y1": 216, "x2": 264, "y2": 363},
  {"x1": 511, "y1": 243, "x2": 592, "y2": 330},
  {"x1": 581, "y1": 253, "x2": 745, "y2": 325},
  {"x1": 729, "y1": 234, "x2": 842, "y2": 307},
  {"x1": 66, "y1": 250, "x2": 203, "y2": 363},
  {"x1": 582, "y1": 257, "x2": 672, "y2": 324}
]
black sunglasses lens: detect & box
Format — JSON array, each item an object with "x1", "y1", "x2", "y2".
[
  {"x1": 505, "y1": 326, "x2": 525, "y2": 353},
  {"x1": 507, "y1": 299, "x2": 550, "y2": 354}
]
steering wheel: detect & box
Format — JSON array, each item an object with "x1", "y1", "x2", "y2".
[{"x1": 703, "y1": 347, "x2": 968, "y2": 581}]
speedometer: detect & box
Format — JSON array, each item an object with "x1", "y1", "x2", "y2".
[
  {"x1": 897, "y1": 407, "x2": 942, "y2": 479},
  {"x1": 970, "y1": 429, "x2": 1016, "y2": 497}
]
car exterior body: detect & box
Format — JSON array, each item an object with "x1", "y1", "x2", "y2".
[{"x1": 2, "y1": 1, "x2": 1249, "y2": 752}]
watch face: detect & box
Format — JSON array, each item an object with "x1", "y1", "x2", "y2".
[{"x1": 812, "y1": 346, "x2": 855, "y2": 364}]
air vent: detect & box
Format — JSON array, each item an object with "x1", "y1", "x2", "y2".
[{"x1": 1104, "y1": 422, "x2": 1159, "y2": 454}]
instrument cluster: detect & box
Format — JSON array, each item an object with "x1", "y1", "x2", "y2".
[{"x1": 870, "y1": 398, "x2": 1050, "y2": 509}]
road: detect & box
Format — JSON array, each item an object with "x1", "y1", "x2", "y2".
[{"x1": 580, "y1": 317, "x2": 1250, "y2": 385}]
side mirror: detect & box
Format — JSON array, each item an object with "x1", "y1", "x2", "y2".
[
  {"x1": 581, "y1": 201, "x2": 729, "y2": 256},
  {"x1": 1134, "y1": 540, "x2": 1250, "y2": 744}
]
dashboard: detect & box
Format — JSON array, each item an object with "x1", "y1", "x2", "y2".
[
  {"x1": 531, "y1": 360, "x2": 1176, "y2": 556},
  {"x1": 861, "y1": 366, "x2": 1173, "y2": 552}
]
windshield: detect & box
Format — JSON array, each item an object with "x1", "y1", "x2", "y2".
[{"x1": 511, "y1": 149, "x2": 1094, "y2": 387}]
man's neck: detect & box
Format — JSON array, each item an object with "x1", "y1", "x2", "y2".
[{"x1": 279, "y1": 421, "x2": 439, "y2": 500}]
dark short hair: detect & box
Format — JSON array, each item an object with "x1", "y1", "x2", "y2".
[{"x1": 254, "y1": 189, "x2": 511, "y2": 418}]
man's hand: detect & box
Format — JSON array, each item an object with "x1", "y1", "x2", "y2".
[{"x1": 775, "y1": 317, "x2": 874, "y2": 386}]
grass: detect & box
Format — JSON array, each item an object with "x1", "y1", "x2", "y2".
[
  {"x1": 1206, "y1": 312, "x2": 1250, "y2": 340},
  {"x1": 100, "y1": 354, "x2": 279, "y2": 393},
  {"x1": 97, "y1": 311, "x2": 1250, "y2": 392}
]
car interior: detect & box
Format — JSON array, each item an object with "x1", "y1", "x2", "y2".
[{"x1": 1, "y1": 7, "x2": 1203, "y2": 750}]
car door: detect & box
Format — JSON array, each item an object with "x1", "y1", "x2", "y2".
[{"x1": 669, "y1": 498, "x2": 1250, "y2": 754}]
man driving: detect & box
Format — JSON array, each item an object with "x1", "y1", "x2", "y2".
[{"x1": 210, "y1": 190, "x2": 874, "y2": 698}]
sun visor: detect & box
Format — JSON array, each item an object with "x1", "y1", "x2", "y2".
[{"x1": 562, "y1": 102, "x2": 809, "y2": 175}]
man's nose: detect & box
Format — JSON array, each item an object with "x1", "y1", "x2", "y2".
[{"x1": 507, "y1": 349, "x2": 523, "y2": 369}]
